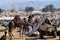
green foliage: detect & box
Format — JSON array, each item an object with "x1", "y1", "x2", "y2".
[
  {"x1": 57, "y1": 8, "x2": 60, "y2": 10},
  {"x1": 0, "y1": 8, "x2": 4, "y2": 13},
  {"x1": 25, "y1": 7, "x2": 34, "y2": 12},
  {"x1": 42, "y1": 8, "x2": 47, "y2": 12},
  {"x1": 42, "y1": 4, "x2": 56, "y2": 12}
]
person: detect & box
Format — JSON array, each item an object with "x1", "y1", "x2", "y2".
[
  {"x1": 32, "y1": 18, "x2": 40, "y2": 35},
  {"x1": 28, "y1": 17, "x2": 40, "y2": 35},
  {"x1": 26, "y1": 15, "x2": 34, "y2": 33},
  {"x1": 28, "y1": 15, "x2": 34, "y2": 23}
]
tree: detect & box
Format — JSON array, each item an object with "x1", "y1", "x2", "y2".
[
  {"x1": 0, "y1": 8, "x2": 4, "y2": 13},
  {"x1": 42, "y1": 8, "x2": 47, "y2": 12},
  {"x1": 57, "y1": 8, "x2": 60, "y2": 10},
  {"x1": 42, "y1": 4, "x2": 56, "y2": 12},
  {"x1": 25, "y1": 7, "x2": 34, "y2": 12},
  {"x1": 10, "y1": 9, "x2": 15, "y2": 12}
]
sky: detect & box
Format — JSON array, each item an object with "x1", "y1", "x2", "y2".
[
  {"x1": 0, "y1": 0, "x2": 60, "y2": 4},
  {"x1": 0, "y1": 0, "x2": 60, "y2": 10},
  {"x1": 0, "y1": 0, "x2": 60, "y2": 3}
]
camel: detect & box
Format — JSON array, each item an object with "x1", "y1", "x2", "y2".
[
  {"x1": 8, "y1": 15, "x2": 33, "y2": 40},
  {"x1": 8, "y1": 14, "x2": 59, "y2": 39}
]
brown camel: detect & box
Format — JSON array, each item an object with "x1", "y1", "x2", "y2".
[{"x1": 8, "y1": 15, "x2": 33, "y2": 40}]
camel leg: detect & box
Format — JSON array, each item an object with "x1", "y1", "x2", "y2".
[
  {"x1": 8, "y1": 31, "x2": 12, "y2": 40},
  {"x1": 8, "y1": 28, "x2": 13, "y2": 40},
  {"x1": 21, "y1": 25, "x2": 24, "y2": 39},
  {"x1": 19, "y1": 25, "x2": 24, "y2": 39},
  {"x1": 23, "y1": 26, "x2": 26, "y2": 40},
  {"x1": 9, "y1": 31, "x2": 14, "y2": 40}
]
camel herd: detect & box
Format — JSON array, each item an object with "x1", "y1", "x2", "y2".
[{"x1": 0, "y1": 14, "x2": 60, "y2": 40}]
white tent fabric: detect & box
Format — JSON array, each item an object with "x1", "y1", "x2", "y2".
[
  {"x1": 0, "y1": 17, "x2": 14, "y2": 20},
  {"x1": 0, "y1": 17, "x2": 27, "y2": 20}
]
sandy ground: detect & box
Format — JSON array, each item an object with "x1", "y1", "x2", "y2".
[
  {"x1": 0, "y1": 29, "x2": 60, "y2": 40},
  {"x1": 0, "y1": 25, "x2": 60, "y2": 40}
]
